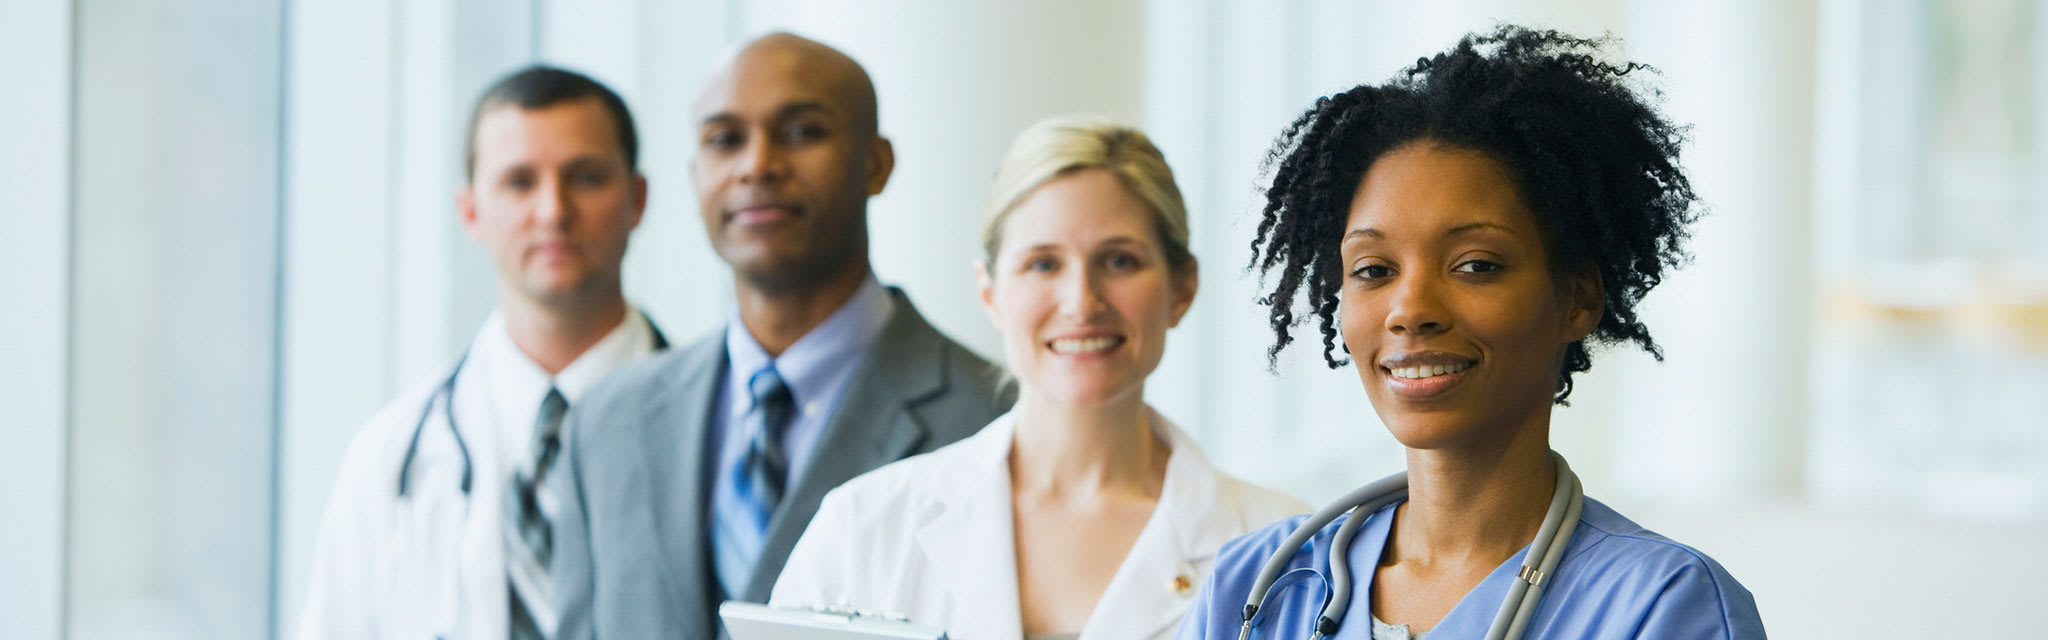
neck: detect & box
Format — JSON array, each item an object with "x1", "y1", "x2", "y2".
[
  {"x1": 733, "y1": 263, "x2": 871, "y2": 357},
  {"x1": 1388, "y1": 416, "x2": 1557, "y2": 565},
  {"x1": 1007, "y1": 387, "x2": 1167, "y2": 499},
  {"x1": 501, "y1": 285, "x2": 629, "y2": 376}
]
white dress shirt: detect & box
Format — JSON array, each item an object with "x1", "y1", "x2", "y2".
[
  {"x1": 297, "y1": 308, "x2": 661, "y2": 640},
  {"x1": 771, "y1": 408, "x2": 1310, "y2": 640}
]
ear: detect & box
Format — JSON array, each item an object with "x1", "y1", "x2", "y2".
[
  {"x1": 865, "y1": 136, "x2": 895, "y2": 195},
  {"x1": 626, "y1": 172, "x2": 649, "y2": 230},
  {"x1": 1168, "y1": 258, "x2": 1199, "y2": 328},
  {"x1": 974, "y1": 259, "x2": 1001, "y2": 330},
  {"x1": 1561, "y1": 266, "x2": 1604, "y2": 342},
  {"x1": 456, "y1": 184, "x2": 482, "y2": 240}
]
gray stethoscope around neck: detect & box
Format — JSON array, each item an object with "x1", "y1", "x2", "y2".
[
  {"x1": 1238, "y1": 451, "x2": 1584, "y2": 640},
  {"x1": 395, "y1": 324, "x2": 666, "y2": 498}
]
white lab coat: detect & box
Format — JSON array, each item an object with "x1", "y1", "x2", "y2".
[
  {"x1": 771, "y1": 409, "x2": 1309, "y2": 640},
  {"x1": 298, "y1": 310, "x2": 658, "y2": 640}
]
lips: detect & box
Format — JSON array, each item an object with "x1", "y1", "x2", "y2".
[
  {"x1": 1047, "y1": 335, "x2": 1125, "y2": 355},
  {"x1": 526, "y1": 241, "x2": 578, "y2": 261},
  {"x1": 727, "y1": 203, "x2": 801, "y2": 226},
  {"x1": 1377, "y1": 351, "x2": 1479, "y2": 400}
]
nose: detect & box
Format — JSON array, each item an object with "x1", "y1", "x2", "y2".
[
  {"x1": 534, "y1": 174, "x2": 573, "y2": 229},
  {"x1": 1384, "y1": 272, "x2": 1450, "y2": 337},
  {"x1": 736, "y1": 135, "x2": 789, "y2": 184},
  {"x1": 1058, "y1": 262, "x2": 1111, "y2": 319}
]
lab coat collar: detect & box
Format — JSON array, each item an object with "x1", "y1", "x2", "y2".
[
  {"x1": 913, "y1": 407, "x2": 1238, "y2": 640},
  {"x1": 476, "y1": 307, "x2": 657, "y2": 471},
  {"x1": 913, "y1": 413, "x2": 1025, "y2": 640}
]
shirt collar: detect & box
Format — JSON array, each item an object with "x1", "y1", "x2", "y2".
[
  {"x1": 723, "y1": 275, "x2": 894, "y2": 409},
  {"x1": 478, "y1": 307, "x2": 656, "y2": 412}
]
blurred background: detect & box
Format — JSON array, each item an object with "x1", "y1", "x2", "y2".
[{"x1": 3, "y1": 0, "x2": 2045, "y2": 637}]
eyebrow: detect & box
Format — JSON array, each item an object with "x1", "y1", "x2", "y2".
[
  {"x1": 699, "y1": 101, "x2": 835, "y2": 127},
  {"x1": 1014, "y1": 236, "x2": 1152, "y2": 254},
  {"x1": 1343, "y1": 221, "x2": 1516, "y2": 241}
]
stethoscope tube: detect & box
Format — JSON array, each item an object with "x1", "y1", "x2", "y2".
[
  {"x1": 1239, "y1": 451, "x2": 1584, "y2": 640},
  {"x1": 397, "y1": 352, "x2": 477, "y2": 497},
  {"x1": 394, "y1": 323, "x2": 666, "y2": 500}
]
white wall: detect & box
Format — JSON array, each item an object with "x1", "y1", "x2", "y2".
[{"x1": 0, "y1": 1, "x2": 72, "y2": 637}]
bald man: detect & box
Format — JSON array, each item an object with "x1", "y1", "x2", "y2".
[{"x1": 547, "y1": 33, "x2": 1009, "y2": 639}]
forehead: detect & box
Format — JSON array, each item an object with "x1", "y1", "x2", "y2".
[
  {"x1": 694, "y1": 48, "x2": 853, "y2": 121},
  {"x1": 473, "y1": 98, "x2": 623, "y2": 163},
  {"x1": 1346, "y1": 142, "x2": 1536, "y2": 236},
  {"x1": 1000, "y1": 170, "x2": 1157, "y2": 250}
]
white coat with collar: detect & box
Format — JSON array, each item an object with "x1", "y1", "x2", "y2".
[
  {"x1": 297, "y1": 310, "x2": 660, "y2": 640},
  {"x1": 771, "y1": 408, "x2": 1309, "y2": 640}
]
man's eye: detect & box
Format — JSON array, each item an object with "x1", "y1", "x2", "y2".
[
  {"x1": 785, "y1": 123, "x2": 827, "y2": 142},
  {"x1": 1105, "y1": 253, "x2": 1140, "y2": 270},
  {"x1": 505, "y1": 174, "x2": 536, "y2": 190},
  {"x1": 703, "y1": 131, "x2": 741, "y2": 150},
  {"x1": 1025, "y1": 258, "x2": 1057, "y2": 273}
]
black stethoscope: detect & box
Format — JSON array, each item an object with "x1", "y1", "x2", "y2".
[{"x1": 395, "y1": 323, "x2": 667, "y2": 498}]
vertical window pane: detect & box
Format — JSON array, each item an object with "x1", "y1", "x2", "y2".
[{"x1": 68, "y1": 0, "x2": 283, "y2": 637}]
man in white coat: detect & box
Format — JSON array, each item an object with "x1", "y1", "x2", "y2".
[{"x1": 298, "y1": 65, "x2": 665, "y2": 640}]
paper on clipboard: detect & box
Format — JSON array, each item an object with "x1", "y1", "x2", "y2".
[{"x1": 719, "y1": 601, "x2": 948, "y2": 640}]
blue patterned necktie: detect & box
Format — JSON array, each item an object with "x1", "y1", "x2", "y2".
[
  {"x1": 712, "y1": 365, "x2": 795, "y2": 598},
  {"x1": 509, "y1": 387, "x2": 567, "y2": 639}
]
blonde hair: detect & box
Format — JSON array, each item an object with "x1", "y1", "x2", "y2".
[{"x1": 980, "y1": 115, "x2": 1194, "y2": 274}]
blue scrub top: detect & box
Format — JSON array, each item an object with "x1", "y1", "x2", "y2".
[{"x1": 1172, "y1": 497, "x2": 1766, "y2": 639}]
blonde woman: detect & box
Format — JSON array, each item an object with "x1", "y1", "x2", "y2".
[{"x1": 770, "y1": 116, "x2": 1308, "y2": 640}]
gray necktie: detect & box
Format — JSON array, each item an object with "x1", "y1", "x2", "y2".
[{"x1": 509, "y1": 387, "x2": 566, "y2": 640}]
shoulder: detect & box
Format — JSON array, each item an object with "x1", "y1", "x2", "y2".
[
  {"x1": 821, "y1": 422, "x2": 999, "y2": 515},
  {"x1": 574, "y1": 329, "x2": 722, "y2": 420},
  {"x1": 1209, "y1": 472, "x2": 1312, "y2": 532},
  {"x1": 883, "y1": 292, "x2": 1002, "y2": 387},
  {"x1": 1559, "y1": 499, "x2": 1766, "y2": 637},
  {"x1": 1211, "y1": 512, "x2": 1326, "y2": 578},
  {"x1": 1569, "y1": 498, "x2": 1743, "y2": 580},
  {"x1": 332, "y1": 375, "x2": 445, "y2": 477}
]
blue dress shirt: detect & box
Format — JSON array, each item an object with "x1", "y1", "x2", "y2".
[{"x1": 708, "y1": 276, "x2": 895, "y2": 517}]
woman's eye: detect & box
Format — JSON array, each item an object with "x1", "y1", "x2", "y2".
[
  {"x1": 1105, "y1": 253, "x2": 1140, "y2": 270},
  {"x1": 1352, "y1": 264, "x2": 1393, "y2": 280},
  {"x1": 1455, "y1": 260, "x2": 1504, "y2": 274},
  {"x1": 1024, "y1": 258, "x2": 1057, "y2": 273}
]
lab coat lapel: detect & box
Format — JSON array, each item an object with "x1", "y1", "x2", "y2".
[
  {"x1": 913, "y1": 416, "x2": 1024, "y2": 640},
  {"x1": 452, "y1": 347, "x2": 511, "y2": 640},
  {"x1": 1077, "y1": 413, "x2": 1228, "y2": 640}
]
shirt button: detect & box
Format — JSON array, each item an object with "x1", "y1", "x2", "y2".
[{"x1": 1171, "y1": 574, "x2": 1192, "y2": 594}]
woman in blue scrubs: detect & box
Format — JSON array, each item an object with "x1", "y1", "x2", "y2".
[{"x1": 1173, "y1": 26, "x2": 1766, "y2": 639}]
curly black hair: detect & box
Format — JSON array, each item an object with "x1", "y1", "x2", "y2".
[{"x1": 1248, "y1": 25, "x2": 1699, "y2": 404}]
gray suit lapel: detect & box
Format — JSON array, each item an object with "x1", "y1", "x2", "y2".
[
  {"x1": 633, "y1": 334, "x2": 727, "y2": 637},
  {"x1": 741, "y1": 289, "x2": 952, "y2": 599}
]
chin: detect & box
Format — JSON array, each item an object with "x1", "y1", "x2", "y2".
[{"x1": 1378, "y1": 410, "x2": 1494, "y2": 452}]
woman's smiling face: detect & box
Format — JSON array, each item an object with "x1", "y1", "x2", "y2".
[
  {"x1": 979, "y1": 169, "x2": 1196, "y2": 409},
  {"x1": 1339, "y1": 141, "x2": 1602, "y2": 450}
]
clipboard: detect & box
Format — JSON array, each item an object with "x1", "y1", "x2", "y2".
[{"x1": 719, "y1": 601, "x2": 949, "y2": 640}]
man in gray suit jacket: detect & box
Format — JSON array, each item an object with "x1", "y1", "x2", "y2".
[{"x1": 548, "y1": 33, "x2": 1009, "y2": 639}]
